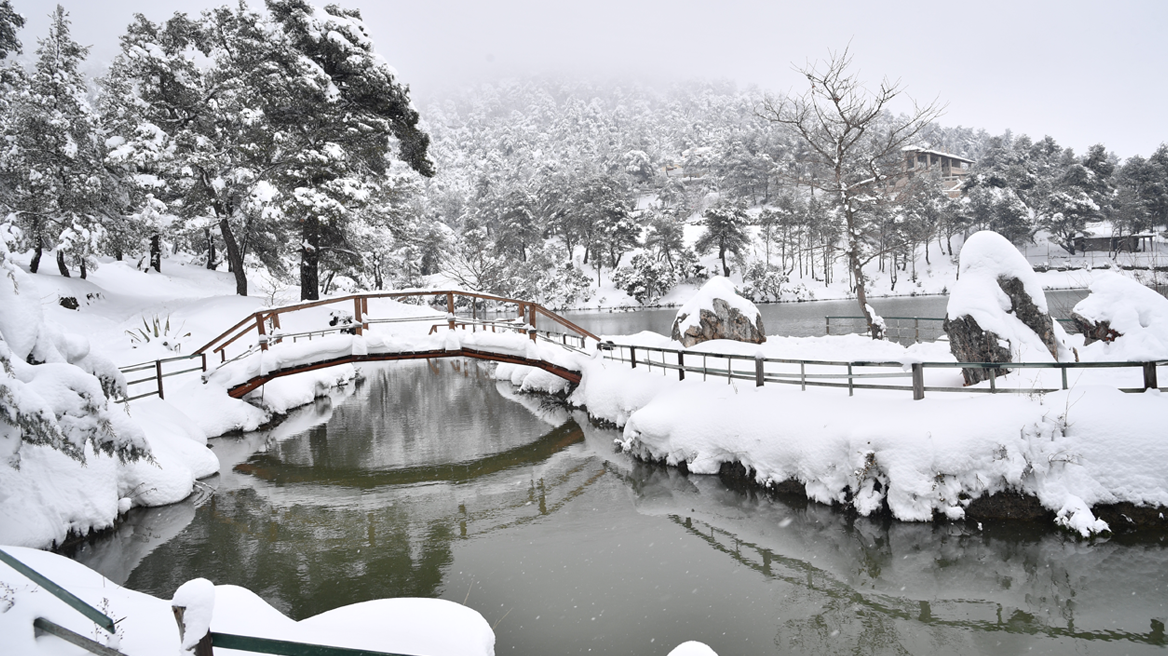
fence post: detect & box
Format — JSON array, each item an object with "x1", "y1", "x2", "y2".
[
  {"x1": 353, "y1": 297, "x2": 363, "y2": 336},
  {"x1": 825, "y1": 317, "x2": 831, "y2": 335},
  {"x1": 912, "y1": 362, "x2": 924, "y2": 400},
  {"x1": 678, "y1": 351, "x2": 685, "y2": 381},
  {"x1": 201, "y1": 352, "x2": 207, "y2": 373},
  {"x1": 755, "y1": 354, "x2": 764, "y2": 387},
  {"x1": 629, "y1": 346, "x2": 637, "y2": 368},
  {"x1": 155, "y1": 360, "x2": 164, "y2": 400},
  {"x1": 847, "y1": 363, "x2": 853, "y2": 396},
  {"x1": 800, "y1": 362, "x2": 806, "y2": 391},
  {"x1": 171, "y1": 605, "x2": 213, "y2": 656},
  {"x1": 914, "y1": 318, "x2": 920, "y2": 343},
  {"x1": 1144, "y1": 362, "x2": 1159, "y2": 390},
  {"x1": 1061, "y1": 365, "x2": 1068, "y2": 390}
]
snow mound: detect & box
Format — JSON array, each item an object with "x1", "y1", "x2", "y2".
[{"x1": 1073, "y1": 272, "x2": 1168, "y2": 361}]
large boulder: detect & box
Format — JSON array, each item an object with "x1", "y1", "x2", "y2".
[
  {"x1": 671, "y1": 277, "x2": 765, "y2": 347},
  {"x1": 943, "y1": 231, "x2": 1067, "y2": 385},
  {"x1": 1071, "y1": 272, "x2": 1168, "y2": 359}
]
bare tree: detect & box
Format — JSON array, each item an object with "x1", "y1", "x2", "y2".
[{"x1": 761, "y1": 48, "x2": 943, "y2": 338}]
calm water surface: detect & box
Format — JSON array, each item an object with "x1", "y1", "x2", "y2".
[{"x1": 69, "y1": 356, "x2": 1168, "y2": 655}]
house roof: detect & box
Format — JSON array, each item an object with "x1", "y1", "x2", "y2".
[{"x1": 902, "y1": 147, "x2": 975, "y2": 165}]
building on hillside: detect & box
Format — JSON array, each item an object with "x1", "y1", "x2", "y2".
[
  {"x1": 900, "y1": 147, "x2": 975, "y2": 198},
  {"x1": 1073, "y1": 231, "x2": 1155, "y2": 254}
]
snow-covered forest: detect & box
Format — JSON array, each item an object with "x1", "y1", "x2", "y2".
[{"x1": 1, "y1": 2, "x2": 1167, "y2": 316}]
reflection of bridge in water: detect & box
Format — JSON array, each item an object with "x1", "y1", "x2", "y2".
[{"x1": 650, "y1": 495, "x2": 1168, "y2": 649}]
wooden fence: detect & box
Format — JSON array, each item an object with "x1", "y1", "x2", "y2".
[{"x1": 600, "y1": 342, "x2": 1164, "y2": 400}]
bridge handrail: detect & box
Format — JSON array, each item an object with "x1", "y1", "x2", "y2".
[{"x1": 192, "y1": 290, "x2": 600, "y2": 362}]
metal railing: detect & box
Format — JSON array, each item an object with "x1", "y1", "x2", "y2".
[
  {"x1": 0, "y1": 548, "x2": 125, "y2": 655},
  {"x1": 600, "y1": 342, "x2": 1164, "y2": 400}
]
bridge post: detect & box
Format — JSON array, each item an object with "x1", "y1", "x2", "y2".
[
  {"x1": 755, "y1": 353, "x2": 764, "y2": 387},
  {"x1": 678, "y1": 351, "x2": 685, "y2": 380},
  {"x1": 1145, "y1": 362, "x2": 1159, "y2": 390},
  {"x1": 629, "y1": 346, "x2": 636, "y2": 368},
  {"x1": 353, "y1": 297, "x2": 363, "y2": 336},
  {"x1": 255, "y1": 313, "x2": 268, "y2": 351}
]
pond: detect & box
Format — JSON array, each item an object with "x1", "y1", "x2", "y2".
[{"x1": 68, "y1": 357, "x2": 1168, "y2": 655}]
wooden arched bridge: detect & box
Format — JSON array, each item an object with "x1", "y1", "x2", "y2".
[{"x1": 119, "y1": 290, "x2": 600, "y2": 402}]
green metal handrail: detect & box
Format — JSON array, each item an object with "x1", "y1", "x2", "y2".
[
  {"x1": 0, "y1": 548, "x2": 117, "y2": 633},
  {"x1": 210, "y1": 632, "x2": 421, "y2": 656}
]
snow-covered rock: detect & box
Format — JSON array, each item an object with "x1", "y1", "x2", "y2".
[
  {"x1": 944, "y1": 231, "x2": 1069, "y2": 384},
  {"x1": 671, "y1": 276, "x2": 765, "y2": 347},
  {"x1": 1072, "y1": 271, "x2": 1168, "y2": 359}
]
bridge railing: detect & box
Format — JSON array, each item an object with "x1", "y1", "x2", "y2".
[
  {"x1": 117, "y1": 290, "x2": 600, "y2": 402},
  {"x1": 193, "y1": 289, "x2": 599, "y2": 367},
  {"x1": 600, "y1": 341, "x2": 1164, "y2": 400}
]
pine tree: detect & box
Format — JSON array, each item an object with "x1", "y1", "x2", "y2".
[
  {"x1": 101, "y1": 6, "x2": 276, "y2": 292},
  {"x1": 2, "y1": 6, "x2": 107, "y2": 277},
  {"x1": 695, "y1": 200, "x2": 750, "y2": 277},
  {"x1": 263, "y1": 0, "x2": 434, "y2": 300}
]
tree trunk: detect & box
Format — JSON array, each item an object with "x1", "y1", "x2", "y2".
[
  {"x1": 79, "y1": 255, "x2": 87, "y2": 280},
  {"x1": 150, "y1": 235, "x2": 162, "y2": 273},
  {"x1": 56, "y1": 250, "x2": 70, "y2": 278},
  {"x1": 205, "y1": 228, "x2": 216, "y2": 269},
  {"x1": 300, "y1": 213, "x2": 320, "y2": 301},
  {"x1": 30, "y1": 233, "x2": 43, "y2": 273},
  {"x1": 218, "y1": 217, "x2": 247, "y2": 296}
]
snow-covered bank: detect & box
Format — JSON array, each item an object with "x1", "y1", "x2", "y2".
[
  {"x1": 500, "y1": 345, "x2": 1168, "y2": 537},
  {"x1": 0, "y1": 546, "x2": 495, "y2": 656}
]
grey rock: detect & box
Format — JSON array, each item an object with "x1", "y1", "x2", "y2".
[
  {"x1": 943, "y1": 275, "x2": 1058, "y2": 385},
  {"x1": 672, "y1": 298, "x2": 766, "y2": 347},
  {"x1": 1071, "y1": 312, "x2": 1120, "y2": 345}
]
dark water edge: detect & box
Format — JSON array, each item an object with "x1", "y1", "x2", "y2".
[{"x1": 63, "y1": 360, "x2": 1168, "y2": 655}]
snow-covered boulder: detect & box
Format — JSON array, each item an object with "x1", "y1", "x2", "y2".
[
  {"x1": 1071, "y1": 272, "x2": 1168, "y2": 359},
  {"x1": 671, "y1": 276, "x2": 765, "y2": 347},
  {"x1": 943, "y1": 231, "x2": 1068, "y2": 384}
]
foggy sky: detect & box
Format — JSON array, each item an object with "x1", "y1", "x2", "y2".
[{"x1": 12, "y1": 0, "x2": 1168, "y2": 159}]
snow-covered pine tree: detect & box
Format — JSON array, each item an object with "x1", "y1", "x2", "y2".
[
  {"x1": 695, "y1": 199, "x2": 750, "y2": 277},
  {"x1": 263, "y1": 0, "x2": 434, "y2": 301},
  {"x1": 2, "y1": 5, "x2": 107, "y2": 277},
  {"x1": 101, "y1": 6, "x2": 279, "y2": 292}
]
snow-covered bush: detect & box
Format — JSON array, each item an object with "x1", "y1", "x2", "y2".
[
  {"x1": 741, "y1": 261, "x2": 789, "y2": 303},
  {"x1": 537, "y1": 261, "x2": 593, "y2": 310},
  {"x1": 0, "y1": 236, "x2": 148, "y2": 467},
  {"x1": 612, "y1": 253, "x2": 677, "y2": 305}
]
